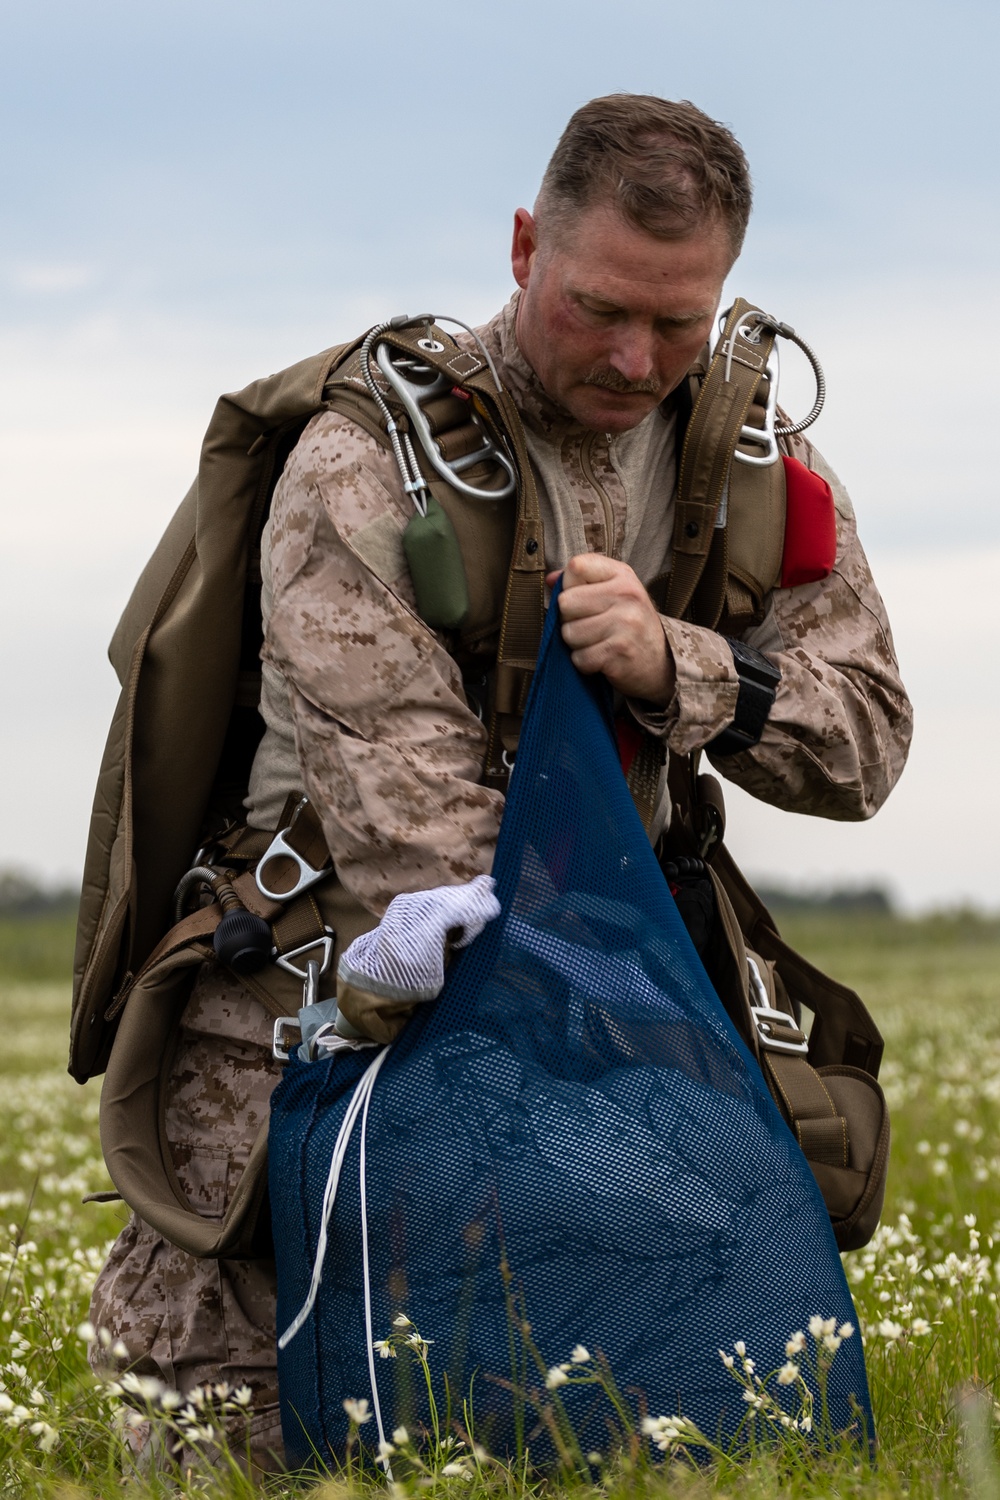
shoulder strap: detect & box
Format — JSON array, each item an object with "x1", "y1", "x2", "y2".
[
  {"x1": 666, "y1": 299, "x2": 784, "y2": 630},
  {"x1": 322, "y1": 325, "x2": 545, "y2": 788}
]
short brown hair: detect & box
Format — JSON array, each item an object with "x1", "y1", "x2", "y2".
[{"x1": 536, "y1": 95, "x2": 752, "y2": 256}]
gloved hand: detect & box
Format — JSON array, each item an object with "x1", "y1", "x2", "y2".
[{"x1": 335, "y1": 875, "x2": 501, "y2": 1043}]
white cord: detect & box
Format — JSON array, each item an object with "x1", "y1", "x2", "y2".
[
  {"x1": 277, "y1": 1045, "x2": 392, "y2": 1351},
  {"x1": 359, "y1": 1061, "x2": 391, "y2": 1469}
]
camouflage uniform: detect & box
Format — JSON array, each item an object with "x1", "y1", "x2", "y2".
[{"x1": 89, "y1": 294, "x2": 912, "y2": 1469}]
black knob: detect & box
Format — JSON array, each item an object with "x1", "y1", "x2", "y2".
[{"x1": 213, "y1": 909, "x2": 273, "y2": 973}]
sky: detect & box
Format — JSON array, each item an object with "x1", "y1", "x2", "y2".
[{"x1": 2, "y1": 0, "x2": 998, "y2": 911}]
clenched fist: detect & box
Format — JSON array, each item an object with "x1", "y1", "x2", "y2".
[{"x1": 547, "y1": 554, "x2": 677, "y2": 704}]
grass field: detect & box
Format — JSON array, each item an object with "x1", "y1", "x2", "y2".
[{"x1": 1, "y1": 909, "x2": 1000, "y2": 1496}]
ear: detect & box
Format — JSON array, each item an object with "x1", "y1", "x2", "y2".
[{"x1": 511, "y1": 208, "x2": 538, "y2": 289}]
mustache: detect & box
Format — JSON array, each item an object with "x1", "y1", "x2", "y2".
[{"x1": 582, "y1": 367, "x2": 662, "y2": 396}]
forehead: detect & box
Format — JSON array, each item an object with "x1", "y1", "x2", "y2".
[{"x1": 545, "y1": 203, "x2": 733, "y2": 314}]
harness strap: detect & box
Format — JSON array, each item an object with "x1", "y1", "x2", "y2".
[
  {"x1": 665, "y1": 299, "x2": 778, "y2": 626},
  {"x1": 759, "y1": 1046, "x2": 850, "y2": 1169},
  {"x1": 625, "y1": 731, "x2": 667, "y2": 836},
  {"x1": 460, "y1": 379, "x2": 546, "y2": 786}
]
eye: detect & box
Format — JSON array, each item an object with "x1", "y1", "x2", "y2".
[{"x1": 575, "y1": 296, "x2": 619, "y2": 320}]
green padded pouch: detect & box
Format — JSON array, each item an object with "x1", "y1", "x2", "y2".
[{"x1": 403, "y1": 495, "x2": 470, "y2": 629}]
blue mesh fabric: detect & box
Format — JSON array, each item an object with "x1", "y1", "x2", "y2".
[{"x1": 270, "y1": 586, "x2": 872, "y2": 1465}]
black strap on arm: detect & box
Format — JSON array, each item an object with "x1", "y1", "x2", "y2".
[{"x1": 707, "y1": 638, "x2": 780, "y2": 757}]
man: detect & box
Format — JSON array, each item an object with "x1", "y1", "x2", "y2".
[{"x1": 89, "y1": 94, "x2": 911, "y2": 1470}]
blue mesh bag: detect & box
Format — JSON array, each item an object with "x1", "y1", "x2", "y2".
[{"x1": 269, "y1": 586, "x2": 872, "y2": 1465}]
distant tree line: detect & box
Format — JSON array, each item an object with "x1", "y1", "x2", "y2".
[
  {"x1": 0, "y1": 869, "x2": 80, "y2": 918},
  {"x1": 0, "y1": 865, "x2": 896, "y2": 922},
  {"x1": 755, "y1": 882, "x2": 895, "y2": 915}
]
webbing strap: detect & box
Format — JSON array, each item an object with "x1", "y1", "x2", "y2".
[
  {"x1": 665, "y1": 300, "x2": 777, "y2": 625},
  {"x1": 471, "y1": 384, "x2": 546, "y2": 786},
  {"x1": 625, "y1": 731, "x2": 667, "y2": 836},
  {"x1": 761, "y1": 1048, "x2": 850, "y2": 1169}
]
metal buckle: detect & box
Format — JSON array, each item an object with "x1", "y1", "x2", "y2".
[
  {"x1": 747, "y1": 956, "x2": 809, "y2": 1056},
  {"x1": 255, "y1": 800, "x2": 330, "y2": 902},
  {"x1": 272, "y1": 1016, "x2": 302, "y2": 1063},
  {"x1": 751, "y1": 1005, "x2": 810, "y2": 1056}
]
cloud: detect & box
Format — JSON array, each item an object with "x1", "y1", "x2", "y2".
[{"x1": 8, "y1": 262, "x2": 96, "y2": 294}]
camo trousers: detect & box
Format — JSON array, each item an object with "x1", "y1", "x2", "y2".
[{"x1": 89, "y1": 964, "x2": 285, "y2": 1473}]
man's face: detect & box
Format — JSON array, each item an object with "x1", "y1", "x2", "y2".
[{"x1": 512, "y1": 201, "x2": 734, "y2": 433}]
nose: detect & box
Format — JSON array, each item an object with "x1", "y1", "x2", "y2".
[{"x1": 607, "y1": 324, "x2": 656, "y2": 384}]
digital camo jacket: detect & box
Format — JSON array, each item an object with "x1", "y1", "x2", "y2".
[{"x1": 248, "y1": 294, "x2": 913, "y2": 918}]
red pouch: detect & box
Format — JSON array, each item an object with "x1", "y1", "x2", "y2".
[{"x1": 780, "y1": 454, "x2": 837, "y2": 588}]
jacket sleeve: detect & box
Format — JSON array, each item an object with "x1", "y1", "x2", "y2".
[
  {"x1": 656, "y1": 443, "x2": 913, "y2": 820},
  {"x1": 262, "y1": 411, "x2": 504, "y2": 917}
]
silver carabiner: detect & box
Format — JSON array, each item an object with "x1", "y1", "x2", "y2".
[
  {"x1": 375, "y1": 342, "x2": 517, "y2": 504},
  {"x1": 733, "y1": 343, "x2": 781, "y2": 469}
]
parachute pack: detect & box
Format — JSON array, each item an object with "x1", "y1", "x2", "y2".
[
  {"x1": 76, "y1": 302, "x2": 886, "y2": 1271},
  {"x1": 269, "y1": 581, "x2": 875, "y2": 1465}
]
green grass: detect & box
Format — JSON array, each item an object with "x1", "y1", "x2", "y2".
[
  {"x1": 2, "y1": 912, "x2": 1000, "y2": 1496},
  {"x1": 0, "y1": 912, "x2": 78, "y2": 984}
]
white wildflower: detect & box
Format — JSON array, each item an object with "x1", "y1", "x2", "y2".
[
  {"x1": 76, "y1": 1321, "x2": 96, "y2": 1343},
  {"x1": 392, "y1": 1313, "x2": 412, "y2": 1328},
  {"x1": 232, "y1": 1385, "x2": 253, "y2": 1406},
  {"x1": 342, "y1": 1397, "x2": 372, "y2": 1425},
  {"x1": 0, "y1": 1394, "x2": 12, "y2": 1413},
  {"x1": 641, "y1": 1414, "x2": 687, "y2": 1451},
  {"x1": 719, "y1": 1349, "x2": 735, "y2": 1369},
  {"x1": 373, "y1": 1339, "x2": 396, "y2": 1359},
  {"x1": 160, "y1": 1391, "x2": 183, "y2": 1411},
  {"x1": 29, "y1": 1389, "x2": 46, "y2": 1407},
  {"x1": 586, "y1": 1451, "x2": 602, "y2": 1465},
  {"x1": 119, "y1": 1374, "x2": 164, "y2": 1398},
  {"x1": 911, "y1": 1318, "x2": 932, "y2": 1336},
  {"x1": 545, "y1": 1366, "x2": 569, "y2": 1388},
  {"x1": 877, "y1": 1318, "x2": 905, "y2": 1341},
  {"x1": 786, "y1": 1331, "x2": 806, "y2": 1355},
  {"x1": 378, "y1": 1438, "x2": 396, "y2": 1461},
  {"x1": 29, "y1": 1420, "x2": 58, "y2": 1452},
  {"x1": 111, "y1": 1340, "x2": 129, "y2": 1360},
  {"x1": 734, "y1": 1339, "x2": 746, "y2": 1357},
  {"x1": 570, "y1": 1344, "x2": 591, "y2": 1363},
  {"x1": 120, "y1": 1373, "x2": 166, "y2": 1402},
  {"x1": 777, "y1": 1361, "x2": 800, "y2": 1385},
  {"x1": 97, "y1": 1327, "x2": 113, "y2": 1349},
  {"x1": 822, "y1": 1333, "x2": 842, "y2": 1352},
  {"x1": 808, "y1": 1315, "x2": 824, "y2": 1338},
  {"x1": 800, "y1": 1413, "x2": 813, "y2": 1433},
  {"x1": 404, "y1": 1332, "x2": 433, "y2": 1357},
  {"x1": 441, "y1": 1462, "x2": 472, "y2": 1479},
  {"x1": 838, "y1": 1322, "x2": 855, "y2": 1339},
  {"x1": 392, "y1": 1425, "x2": 410, "y2": 1445}
]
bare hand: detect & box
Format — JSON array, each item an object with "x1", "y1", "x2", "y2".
[{"x1": 547, "y1": 555, "x2": 676, "y2": 703}]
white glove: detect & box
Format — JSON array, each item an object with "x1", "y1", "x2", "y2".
[{"x1": 337, "y1": 874, "x2": 501, "y2": 1003}]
